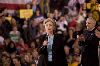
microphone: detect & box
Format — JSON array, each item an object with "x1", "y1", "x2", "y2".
[
  {"x1": 44, "y1": 35, "x2": 48, "y2": 41},
  {"x1": 40, "y1": 35, "x2": 48, "y2": 49}
]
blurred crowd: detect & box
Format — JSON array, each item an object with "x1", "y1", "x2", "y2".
[{"x1": 0, "y1": 0, "x2": 100, "y2": 66}]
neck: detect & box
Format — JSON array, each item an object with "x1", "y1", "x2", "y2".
[
  {"x1": 47, "y1": 32, "x2": 53, "y2": 36},
  {"x1": 15, "y1": 64, "x2": 21, "y2": 66},
  {"x1": 13, "y1": 30, "x2": 17, "y2": 33},
  {"x1": 87, "y1": 27, "x2": 95, "y2": 31}
]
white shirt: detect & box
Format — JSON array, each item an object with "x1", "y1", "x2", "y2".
[
  {"x1": 57, "y1": 20, "x2": 68, "y2": 31},
  {"x1": 47, "y1": 35, "x2": 54, "y2": 61}
]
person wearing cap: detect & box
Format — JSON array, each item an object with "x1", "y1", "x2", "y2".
[{"x1": 38, "y1": 18, "x2": 67, "y2": 66}]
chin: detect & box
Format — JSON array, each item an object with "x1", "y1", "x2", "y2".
[{"x1": 46, "y1": 31, "x2": 53, "y2": 33}]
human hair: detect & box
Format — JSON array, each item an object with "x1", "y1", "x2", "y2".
[
  {"x1": 13, "y1": 56, "x2": 21, "y2": 62},
  {"x1": 8, "y1": 41, "x2": 16, "y2": 48},
  {"x1": 43, "y1": 18, "x2": 57, "y2": 31},
  {"x1": 86, "y1": 17, "x2": 96, "y2": 25}
]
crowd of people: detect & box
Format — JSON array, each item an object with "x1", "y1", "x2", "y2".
[{"x1": 0, "y1": 0, "x2": 100, "y2": 66}]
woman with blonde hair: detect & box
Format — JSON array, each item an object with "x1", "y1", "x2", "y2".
[{"x1": 38, "y1": 18, "x2": 67, "y2": 66}]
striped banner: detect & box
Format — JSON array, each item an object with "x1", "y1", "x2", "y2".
[{"x1": 0, "y1": 0, "x2": 32, "y2": 13}]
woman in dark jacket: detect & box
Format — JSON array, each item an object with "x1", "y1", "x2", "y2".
[{"x1": 38, "y1": 18, "x2": 67, "y2": 66}]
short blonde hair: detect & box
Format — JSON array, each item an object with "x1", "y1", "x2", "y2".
[
  {"x1": 43, "y1": 18, "x2": 56, "y2": 30},
  {"x1": 43, "y1": 18, "x2": 56, "y2": 26}
]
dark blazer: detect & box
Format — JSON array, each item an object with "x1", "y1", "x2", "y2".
[
  {"x1": 37, "y1": 55, "x2": 46, "y2": 66},
  {"x1": 38, "y1": 34, "x2": 67, "y2": 66},
  {"x1": 81, "y1": 29, "x2": 99, "y2": 66}
]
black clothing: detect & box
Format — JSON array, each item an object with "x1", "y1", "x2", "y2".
[
  {"x1": 39, "y1": 34, "x2": 67, "y2": 66},
  {"x1": 81, "y1": 29, "x2": 99, "y2": 66}
]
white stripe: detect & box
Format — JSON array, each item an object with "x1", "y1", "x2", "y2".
[
  {"x1": 6, "y1": 10, "x2": 15, "y2": 14},
  {"x1": 0, "y1": 0, "x2": 32, "y2": 4},
  {"x1": 68, "y1": 0, "x2": 77, "y2": 7},
  {"x1": 78, "y1": 0, "x2": 85, "y2": 4}
]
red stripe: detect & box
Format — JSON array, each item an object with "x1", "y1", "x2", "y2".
[{"x1": 0, "y1": 3, "x2": 26, "y2": 10}]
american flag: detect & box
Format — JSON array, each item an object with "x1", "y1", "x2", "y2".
[{"x1": 0, "y1": 0, "x2": 32, "y2": 13}]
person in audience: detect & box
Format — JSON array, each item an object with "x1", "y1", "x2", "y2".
[
  {"x1": 12, "y1": 56, "x2": 22, "y2": 66},
  {"x1": 16, "y1": 38, "x2": 29, "y2": 54},
  {"x1": 81, "y1": 17, "x2": 99, "y2": 66},
  {"x1": 6, "y1": 41, "x2": 17, "y2": 54},
  {"x1": 9, "y1": 26, "x2": 20, "y2": 43}
]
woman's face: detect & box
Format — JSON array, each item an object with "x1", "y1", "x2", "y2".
[
  {"x1": 13, "y1": 27, "x2": 17, "y2": 31},
  {"x1": 36, "y1": 10, "x2": 40, "y2": 16},
  {"x1": 11, "y1": 53, "x2": 16, "y2": 59},
  {"x1": 11, "y1": 18, "x2": 17, "y2": 26},
  {"x1": 24, "y1": 21, "x2": 28, "y2": 25},
  {"x1": 44, "y1": 21, "x2": 54, "y2": 34},
  {"x1": 19, "y1": 38, "x2": 24, "y2": 45},
  {"x1": 24, "y1": 55, "x2": 30, "y2": 62},
  {"x1": 54, "y1": 10, "x2": 59, "y2": 15},
  {"x1": 13, "y1": 58, "x2": 20, "y2": 65},
  {"x1": 31, "y1": 42, "x2": 35, "y2": 48},
  {"x1": 32, "y1": 50, "x2": 38, "y2": 59},
  {"x1": 10, "y1": 43, "x2": 14, "y2": 48},
  {"x1": 48, "y1": 13, "x2": 54, "y2": 18}
]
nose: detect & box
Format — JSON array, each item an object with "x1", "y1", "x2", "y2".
[
  {"x1": 86, "y1": 22, "x2": 90, "y2": 26},
  {"x1": 86, "y1": 23, "x2": 88, "y2": 26}
]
